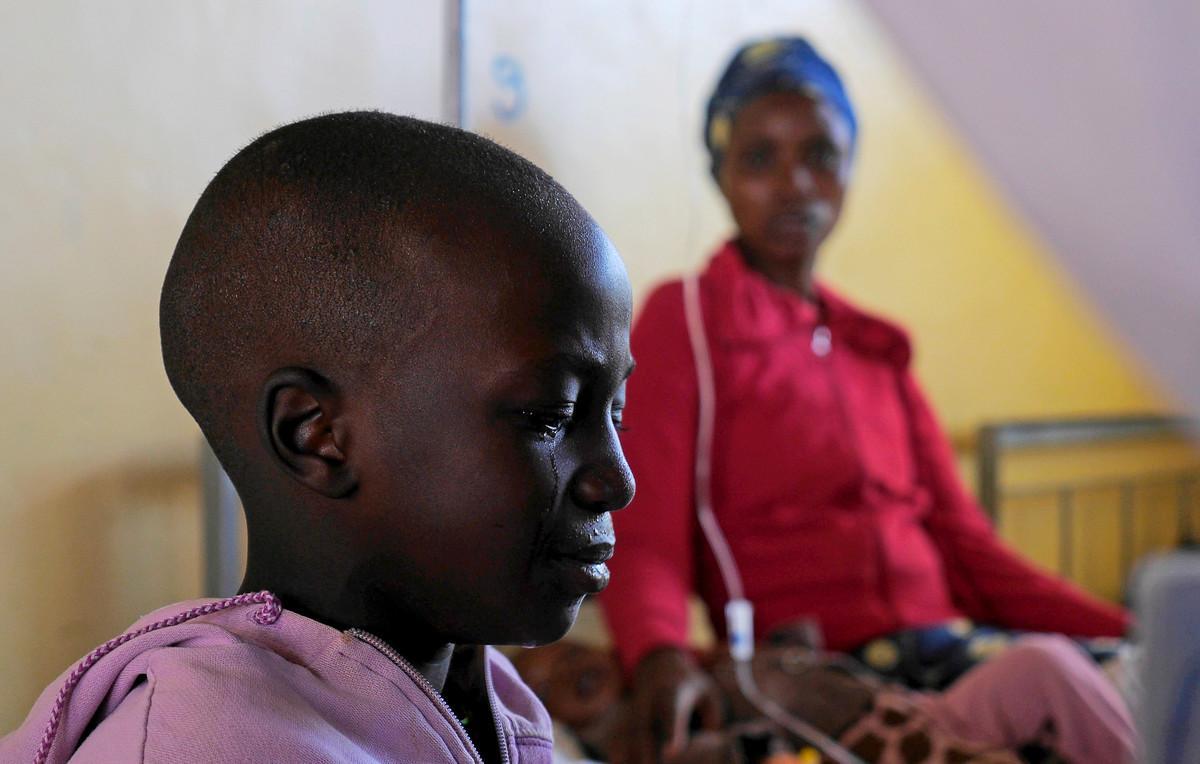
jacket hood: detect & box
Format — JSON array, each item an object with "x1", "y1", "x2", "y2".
[{"x1": 2, "y1": 593, "x2": 552, "y2": 764}]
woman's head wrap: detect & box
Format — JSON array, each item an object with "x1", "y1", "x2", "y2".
[{"x1": 705, "y1": 36, "x2": 857, "y2": 178}]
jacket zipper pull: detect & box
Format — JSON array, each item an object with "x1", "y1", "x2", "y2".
[{"x1": 812, "y1": 325, "x2": 832, "y2": 357}]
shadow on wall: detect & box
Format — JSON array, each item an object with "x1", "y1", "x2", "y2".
[{"x1": 3, "y1": 459, "x2": 200, "y2": 730}]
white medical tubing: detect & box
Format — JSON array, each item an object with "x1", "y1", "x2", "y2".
[{"x1": 681, "y1": 274, "x2": 865, "y2": 764}]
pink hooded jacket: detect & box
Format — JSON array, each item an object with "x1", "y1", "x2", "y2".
[{"x1": 2, "y1": 592, "x2": 554, "y2": 763}]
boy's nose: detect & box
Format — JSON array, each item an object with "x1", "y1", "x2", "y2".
[{"x1": 570, "y1": 461, "x2": 635, "y2": 513}]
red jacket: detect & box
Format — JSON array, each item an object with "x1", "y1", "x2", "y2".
[{"x1": 601, "y1": 242, "x2": 1129, "y2": 673}]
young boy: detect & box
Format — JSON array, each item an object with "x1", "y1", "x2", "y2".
[{"x1": 2, "y1": 111, "x2": 636, "y2": 763}]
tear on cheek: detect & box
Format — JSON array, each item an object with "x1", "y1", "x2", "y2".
[{"x1": 545, "y1": 448, "x2": 560, "y2": 518}]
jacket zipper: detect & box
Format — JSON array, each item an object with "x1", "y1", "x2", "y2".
[
  {"x1": 480, "y1": 647, "x2": 511, "y2": 764},
  {"x1": 347, "y1": 629, "x2": 509, "y2": 764},
  {"x1": 816, "y1": 321, "x2": 899, "y2": 630}
]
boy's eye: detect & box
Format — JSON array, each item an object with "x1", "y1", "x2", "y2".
[
  {"x1": 518, "y1": 407, "x2": 573, "y2": 440},
  {"x1": 611, "y1": 404, "x2": 628, "y2": 433}
]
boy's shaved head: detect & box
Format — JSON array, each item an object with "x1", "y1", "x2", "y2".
[
  {"x1": 162, "y1": 111, "x2": 634, "y2": 660},
  {"x1": 161, "y1": 111, "x2": 589, "y2": 482}
]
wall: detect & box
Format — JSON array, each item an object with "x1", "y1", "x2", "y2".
[
  {"x1": 0, "y1": 1, "x2": 446, "y2": 730},
  {"x1": 464, "y1": 0, "x2": 1167, "y2": 440},
  {"x1": 462, "y1": 0, "x2": 1178, "y2": 645},
  {"x1": 864, "y1": 0, "x2": 1200, "y2": 421}
]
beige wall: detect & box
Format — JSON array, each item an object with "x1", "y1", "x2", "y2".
[
  {"x1": 464, "y1": 0, "x2": 1167, "y2": 440},
  {"x1": 0, "y1": 1, "x2": 446, "y2": 730},
  {"x1": 460, "y1": 0, "x2": 1174, "y2": 653}
]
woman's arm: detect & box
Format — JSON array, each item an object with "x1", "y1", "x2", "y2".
[
  {"x1": 902, "y1": 372, "x2": 1131, "y2": 637},
  {"x1": 599, "y1": 281, "x2": 702, "y2": 674}
]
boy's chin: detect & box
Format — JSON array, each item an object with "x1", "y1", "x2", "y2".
[{"x1": 507, "y1": 595, "x2": 585, "y2": 648}]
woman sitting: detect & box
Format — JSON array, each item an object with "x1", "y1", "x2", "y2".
[{"x1": 599, "y1": 36, "x2": 1131, "y2": 763}]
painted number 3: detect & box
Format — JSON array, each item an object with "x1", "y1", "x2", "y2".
[{"x1": 491, "y1": 54, "x2": 526, "y2": 122}]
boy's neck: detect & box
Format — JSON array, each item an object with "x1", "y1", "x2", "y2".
[
  {"x1": 382, "y1": 632, "x2": 457, "y2": 692},
  {"x1": 239, "y1": 568, "x2": 457, "y2": 692}
]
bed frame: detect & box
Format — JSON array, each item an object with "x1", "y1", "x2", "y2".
[{"x1": 976, "y1": 414, "x2": 1200, "y2": 586}]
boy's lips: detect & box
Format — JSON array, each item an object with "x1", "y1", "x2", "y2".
[
  {"x1": 552, "y1": 542, "x2": 614, "y2": 565},
  {"x1": 547, "y1": 541, "x2": 614, "y2": 595}
]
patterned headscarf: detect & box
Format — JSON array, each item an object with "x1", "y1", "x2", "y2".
[{"x1": 705, "y1": 36, "x2": 857, "y2": 178}]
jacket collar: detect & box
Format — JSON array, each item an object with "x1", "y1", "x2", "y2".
[{"x1": 702, "y1": 240, "x2": 912, "y2": 367}]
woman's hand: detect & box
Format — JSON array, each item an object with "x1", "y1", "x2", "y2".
[{"x1": 612, "y1": 647, "x2": 724, "y2": 764}]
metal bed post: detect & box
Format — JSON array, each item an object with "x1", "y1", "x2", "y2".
[{"x1": 201, "y1": 442, "x2": 243, "y2": 597}]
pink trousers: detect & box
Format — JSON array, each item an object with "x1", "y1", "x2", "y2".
[{"x1": 917, "y1": 634, "x2": 1136, "y2": 763}]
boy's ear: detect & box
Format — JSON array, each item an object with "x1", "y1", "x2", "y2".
[{"x1": 261, "y1": 367, "x2": 357, "y2": 498}]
